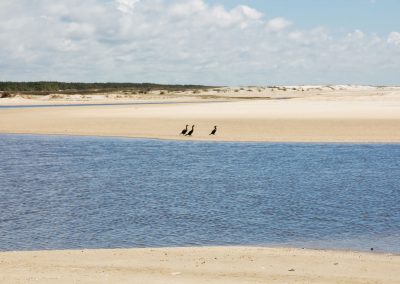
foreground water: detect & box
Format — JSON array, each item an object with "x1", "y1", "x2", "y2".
[
  {"x1": 0, "y1": 134, "x2": 399, "y2": 252},
  {"x1": 0, "y1": 101, "x2": 210, "y2": 109}
]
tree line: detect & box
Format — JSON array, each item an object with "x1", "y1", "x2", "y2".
[{"x1": 0, "y1": 81, "x2": 212, "y2": 94}]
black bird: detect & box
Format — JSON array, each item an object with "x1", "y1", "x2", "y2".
[
  {"x1": 186, "y1": 125, "x2": 195, "y2": 136},
  {"x1": 209, "y1": 126, "x2": 217, "y2": 135},
  {"x1": 180, "y1": 125, "x2": 189, "y2": 135}
]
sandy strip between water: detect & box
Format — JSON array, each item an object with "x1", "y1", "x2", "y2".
[{"x1": 1, "y1": 97, "x2": 400, "y2": 142}]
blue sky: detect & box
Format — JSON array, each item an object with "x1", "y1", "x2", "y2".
[
  {"x1": 208, "y1": 0, "x2": 400, "y2": 34},
  {"x1": 0, "y1": 0, "x2": 399, "y2": 85}
]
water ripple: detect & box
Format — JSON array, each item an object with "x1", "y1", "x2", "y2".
[{"x1": 0, "y1": 134, "x2": 399, "y2": 252}]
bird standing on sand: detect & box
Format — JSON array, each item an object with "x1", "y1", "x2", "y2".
[
  {"x1": 180, "y1": 125, "x2": 189, "y2": 135},
  {"x1": 186, "y1": 125, "x2": 195, "y2": 136},
  {"x1": 209, "y1": 126, "x2": 217, "y2": 135}
]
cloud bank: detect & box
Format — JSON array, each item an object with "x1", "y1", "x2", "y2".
[{"x1": 0, "y1": 0, "x2": 399, "y2": 85}]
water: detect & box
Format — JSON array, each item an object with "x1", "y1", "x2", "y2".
[
  {"x1": 0, "y1": 134, "x2": 399, "y2": 253},
  {"x1": 0, "y1": 101, "x2": 222, "y2": 109}
]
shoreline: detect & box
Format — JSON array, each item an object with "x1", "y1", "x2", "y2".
[
  {"x1": 1, "y1": 104, "x2": 400, "y2": 143},
  {"x1": 1, "y1": 246, "x2": 399, "y2": 283},
  {"x1": 2, "y1": 131, "x2": 400, "y2": 145},
  {"x1": 2, "y1": 244, "x2": 399, "y2": 256},
  {"x1": 0, "y1": 100, "x2": 231, "y2": 109}
]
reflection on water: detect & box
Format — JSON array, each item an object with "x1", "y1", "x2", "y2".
[{"x1": 0, "y1": 134, "x2": 399, "y2": 252}]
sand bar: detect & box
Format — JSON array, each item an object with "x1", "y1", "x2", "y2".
[
  {"x1": 1, "y1": 247, "x2": 399, "y2": 284},
  {"x1": 1, "y1": 86, "x2": 400, "y2": 142}
]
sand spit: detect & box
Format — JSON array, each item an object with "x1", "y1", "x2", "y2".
[{"x1": 1, "y1": 86, "x2": 400, "y2": 143}]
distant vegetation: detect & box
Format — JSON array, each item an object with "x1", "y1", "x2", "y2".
[{"x1": 0, "y1": 81, "x2": 213, "y2": 95}]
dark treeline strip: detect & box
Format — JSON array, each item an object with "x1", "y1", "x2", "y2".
[{"x1": 0, "y1": 81, "x2": 213, "y2": 94}]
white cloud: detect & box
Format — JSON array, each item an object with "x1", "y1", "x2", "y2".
[
  {"x1": 170, "y1": 2, "x2": 262, "y2": 29},
  {"x1": 347, "y1": 29, "x2": 365, "y2": 40},
  {"x1": 0, "y1": 0, "x2": 399, "y2": 85},
  {"x1": 235, "y1": 5, "x2": 263, "y2": 21},
  {"x1": 266, "y1": 17, "x2": 292, "y2": 32},
  {"x1": 288, "y1": 31, "x2": 303, "y2": 40},
  {"x1": 387, "y1": 32, "x2": 400, "y2": 46},
  {"x1": 170, "y1": 0, "x2": 206, "y2": 17},
  {"x1": 116, "y1": 0, "x2": 140, "y2": 14}
]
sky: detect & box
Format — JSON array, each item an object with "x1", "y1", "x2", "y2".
[{"x1": 0, "y1": 0, "x2": 399, "y2": 85}]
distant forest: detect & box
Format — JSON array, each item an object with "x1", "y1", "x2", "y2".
[{"x1": 0, "y1": 81, "x2": 212, "y2": 95}]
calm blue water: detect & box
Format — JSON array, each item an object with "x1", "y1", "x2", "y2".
[
  {"x1": 0, "y1": 134, "x2": 399, "y2": 252},
  {"x1": 0, "y1": 101, "x2": 222, "y2": 109}
]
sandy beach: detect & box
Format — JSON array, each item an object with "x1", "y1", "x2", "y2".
[
  {"x1": 1, "y1": 86, "x2": 400, "y2": 143},
  {"x1": 1, "y1": 247, "x2": 399, "y2": 284}
]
